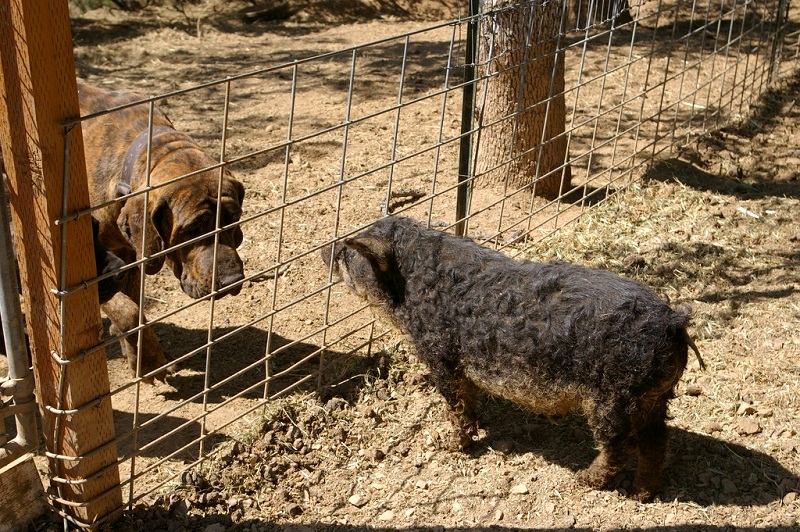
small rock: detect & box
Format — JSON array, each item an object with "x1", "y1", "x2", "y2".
[
  {"x1": 202, "y1": 491, "x2": 220, "y2": 505},
  {"x1": 452, "y1": 502, "x2": 463, "y2": 512},
  {"x1": 544, "y1": 501, "x2": 556, "y2": 513},
  {"x1": 405, "y1": 508, "x2": 415, "y2": 517},
  {"x1": 367, "y1": 447, "x2": 386, "y2": 461},
  {"x1": 736, "y1": 418, "x2": 761, "y2": 435},
  {"x1": 285, "y1": 503, "x2": 303, "y2": 517},
  {"x1": 180, "y1": 470, "x2": 199, "y2": 486},
  {"x1": 623, "y1": 254, "x2": 647, "y2": 269},
  {"x1": 348, "y1": 494, "x2": 368, "y2": 508},
  {"x1": 494, "y1": 510, "x2": 504, "y2": 521},
  {"x1": 722, "y1": 478, "x2": 737, "y2": 494},
  {"x1": 685, "y1": 384, "x2": 704, "y2": 396},
  {"x1": 510, "y1": 483, "x2": 529, "y2": 495},
  {"x1": 415, "y1": 480, "x2": 430, "y2": 490},
  {"x1": 325, "y1": 397, "x2": 348, "y2": 412},
  {"x1": 784, "y1": 492, "x2": 798, "y2": 504},
  {"x1": 703, "y1": 422, "x2": 724, "y2": 434},
  {"x1": 403, "y1": 371, "x2": 425, "y2": 386},
  {"x1": 757, "y1": 407, "x2": 774, "y2": 418},
  {"x1": 737, "y1": 403, "x2": 756, "y2": 416},
  {"x1": 227, "y1": 497, "x2": 240, "y2": 510},
  {"x1": 376, "y1": 388, "x2": 391, "y2": 401},
  {"x1": 378, "y1": 510, "x2": 395, "y2": 521},
  {"x1": 171, "y1": 499, "x2": 189, "y2": 519},
  {"x1": 561, "y1": 515, "x2": 577, "y2": 528},
  {"x1": 490, "y1": 440, "x2": 514, "y2": 454}
]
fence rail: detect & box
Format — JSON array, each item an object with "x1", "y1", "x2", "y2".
[{"x1": 0, "y1": 0, "x2": 796, "y2": 527}]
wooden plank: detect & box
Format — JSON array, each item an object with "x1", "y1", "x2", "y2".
[
  {"x1": 0, "y1": 453, "x2": 45, "y2": 532},
  {"x1": 0, "y1": 1, "x2": 122, "y2": 526}
]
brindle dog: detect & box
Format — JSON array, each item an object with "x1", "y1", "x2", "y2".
[{"x1": 79, "y1": 83, "x2": 246, "y2": 381}]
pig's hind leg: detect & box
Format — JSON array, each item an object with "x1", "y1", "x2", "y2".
[
  {"x1": 630, "y1": 392, "x2": 671, "y2": 502},
  {"x1": 578, "y1": 399, "x2": 638, "y2": 491}
]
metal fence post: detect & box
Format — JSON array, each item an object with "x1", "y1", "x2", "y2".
[
  {"x1": 0, "y1": 167, "x2": 38, "y2": 466},
  {"x1": 769, "y1": 0, "x2": 790, "y2": 85},
  {"x1": 455, "y1": 0, "x2": 481, "y2": 237}
]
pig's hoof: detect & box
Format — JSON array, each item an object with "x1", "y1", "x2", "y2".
[
  {"x1": 576, "y1": 467, "x2": 608, "y2": 489},
  {"x1": 631, "y1": 485, "x2": 659, "y2": 503},
  {"x1": 445, "y1": 431, "x2": 473, "y2": 452}
]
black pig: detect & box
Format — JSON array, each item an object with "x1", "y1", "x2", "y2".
[{"x1": 322, "y1": 216, "x2": 704, "y2": 501}]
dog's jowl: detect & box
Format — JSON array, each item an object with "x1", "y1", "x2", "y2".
[
  {"x1": 322, "y1": 216, "x2": 704, "y2": 501},
  {"x1": 79, "y1": 83, "x2": 247, "y2": 381}
]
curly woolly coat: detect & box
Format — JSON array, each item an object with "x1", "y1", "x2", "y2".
[{"x1": 322, "y1": 216, "x2": 704, "y2": 501}]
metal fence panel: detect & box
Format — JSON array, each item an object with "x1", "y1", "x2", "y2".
[{"x1": 0, "y1": 0, "x2": 795, "y2": 526}]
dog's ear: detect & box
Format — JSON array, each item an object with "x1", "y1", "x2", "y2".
[
  {"x1": 344, "y1": 236, "x2": 393, "y2": 273},
  {"x1": 232, "y1": 177, "x2": 245, "y2": 207},
  {"x1": 118, "y1": 194, "x2": 167, "y2": 275},
  {"x1": 233, "y1": 225, "x2": 244, "y2": 248}
]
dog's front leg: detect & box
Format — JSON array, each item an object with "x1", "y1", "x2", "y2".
[{"x1": 101, "y1": 291, "x2": 168, "y2": 383}]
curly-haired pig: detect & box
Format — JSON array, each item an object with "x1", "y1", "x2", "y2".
[{"x1": 321, "y1": 216, "x2": 704, "y2": 501}]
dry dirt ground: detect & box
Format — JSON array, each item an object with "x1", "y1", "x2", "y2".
[{"x1": 12, "y1": 0, "x2": 800, "y2": 530}]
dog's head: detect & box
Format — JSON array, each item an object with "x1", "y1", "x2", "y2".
[{"x1": 118, "y1": 169, "x2": 246, "y2": 299}]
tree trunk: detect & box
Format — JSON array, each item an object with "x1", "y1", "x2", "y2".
[
  {"x1": 474, "y1": 0, "x2": 571, "y2": 201},
  {"x1": 567, "y1": 0, "x2": 632, "y2": 29}
]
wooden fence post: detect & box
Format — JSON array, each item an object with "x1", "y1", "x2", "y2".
[{"x1": 0, "y1": 1, "x2": 122, "y2": 526}]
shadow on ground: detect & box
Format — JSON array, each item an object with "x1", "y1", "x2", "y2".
[{"x1": 461, "y1": 397, "x2": 797, "y2": 507}]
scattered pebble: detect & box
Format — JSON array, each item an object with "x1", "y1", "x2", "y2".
[
  {"x1": 736, "y1": 418, "x2": 761, "y2": 435},
  {"x1": 490, "y1": 440, "x2": 514, "y2": 454},
  {"x1": 378, "y1": 510, "x2": 395, "y2": 521},
  {"x1": 737, "y1": 403, "x2": 757, "y2": 416},
  {"x1": 721, "y1": 479, "x2": 737, "y2": 495},
  {"x1": 285, "y1": 503, "x2": 303, "y2": 517},
  {"x1": 622, "y1": 254, "x2": 647, "y2": 269},
  {"x1": 684, "y1": 384, "x2": 704, "y2": 396},
  {"x1": 561, "y1": 515, "x2": 577, "y2": 528},
  {"x1": 348, "y1": 494, "x2": 368, "y2": 508},
  {"x1": 510, "y1": 483, "x2": 529, "y2": 495}
]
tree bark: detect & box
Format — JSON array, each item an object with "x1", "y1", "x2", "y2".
[
  {"x1": 474, "y1": 0, "x2": 571, "y2": 201},
  {"x1": 567, "y1": 0, "x2": 632, "y2": 29}
]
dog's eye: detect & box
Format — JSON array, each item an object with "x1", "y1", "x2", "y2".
[
  {"x1": 220, "y1": 201, "x2": 241, "y2": 226},
  {"x1": 183, "y1": 212, "x2": 212, "y2": 238}
]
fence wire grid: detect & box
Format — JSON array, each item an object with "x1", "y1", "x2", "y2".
[{"x1": 1, "y1": 0, "x2": 797, "y2": 526}]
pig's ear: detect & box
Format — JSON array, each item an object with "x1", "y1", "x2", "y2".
[{"x1": 344, "y1": 236, "x2": 393, "y2": 273}]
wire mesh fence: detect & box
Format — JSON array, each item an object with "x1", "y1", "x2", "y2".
[{"x1": 1, "y1": 0, "x2": 796, "y2": 526}]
